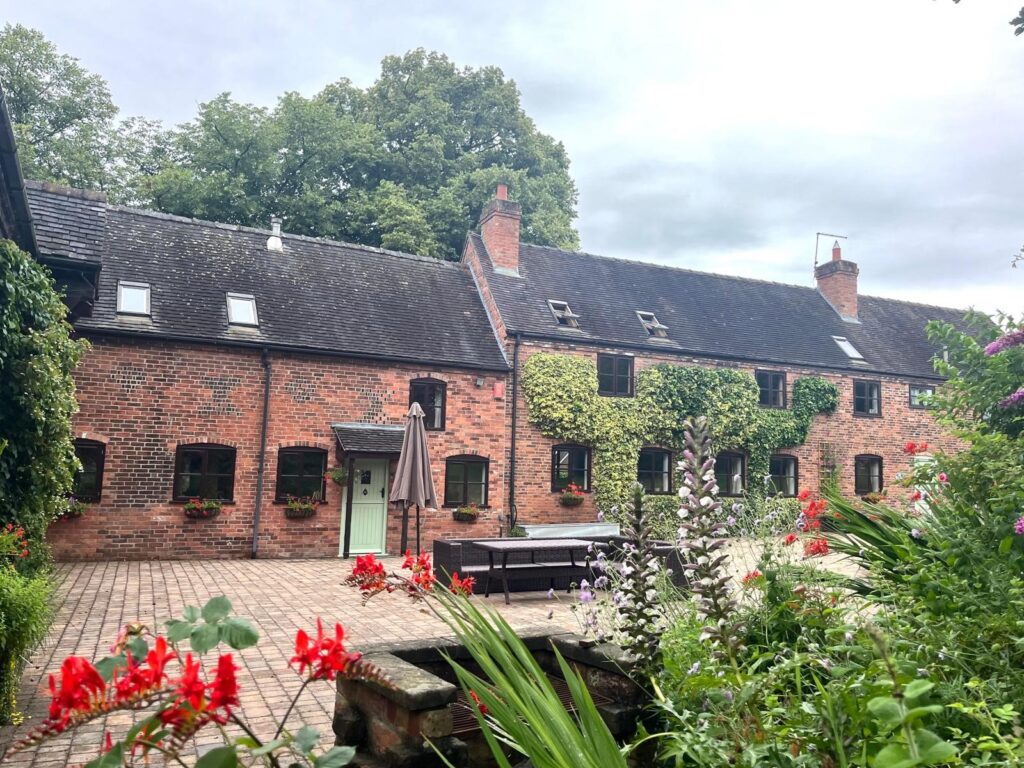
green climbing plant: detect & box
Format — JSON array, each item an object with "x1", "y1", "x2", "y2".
[{"x1": 520, "y1": 353, "x2": 838, "y2": 516}]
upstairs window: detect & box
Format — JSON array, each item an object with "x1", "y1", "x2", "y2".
[
  {"x1": 637, "y1": 448, "x2": 672, "y2": 494},
  {"x1": 854, "y1": 380, "x2": 882, "y2": 417},
  {"x1": 444, "y1": 455, "x2": 489, "y2": 507},
  {"x1": 597, "y1": 354, "x2": 634, "y2": 397},
  {"x1": 636, "y1": 311, "x2": 669, "y2": 338},
  {"x1": 768, "y1": 455, "x2": 797, "y2": 497},
  {"x1": 715, "y1": 452, "x2": 746, "y2": 496},
  {"x1": 551, "y1": 444, "x2": 590, "y2": 492},
  {"x1": 855, "y1": 455, "x2": 883, "y2": 496},
  {"x1": 117, "y1": 281, "x2": 151, "y2": 316},
  {"x1": 226, "y1": 293, "x2": 259, "y2": 326},
  {"x1": 547, "y1": 300, "x2": 580, "y2": 328},
  {"x1": 72, "y1": 439, "x2": 106, "y2": 503},
  {"x1": 756, "y1": 370, "x2": 787, "y2": 408},
  {"x1": 832, "y1": 335, "x2": 864, "y2": 361},
  {"x1": 409, "y1": 378, "x2": 446, "y2": 431},
  {"x1": 275, "y1": 448, "x2": 327, "y2": 501},
  {"x1": 173, "y1": 444, "x2": 236, "y2": 501},
  {"x1": 909, "y1": 384, "x2": 935, "y2": 409}
]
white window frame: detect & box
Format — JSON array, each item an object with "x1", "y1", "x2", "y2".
[
  {"x1": 226, "y1": 293, "x2": 259, "y2": 327},
  {"x1": 636, "y1": 310, "x2": 669, "y2": 338},
  {"x1": 547, "y1": 299, "x2": 580, "y2": 328},
  {"x1": 832, "y1": 335, "x2": 864, "y2": 360},
  {"x1": 116, "y1": 281, "x2": 151, "y2": 316}
]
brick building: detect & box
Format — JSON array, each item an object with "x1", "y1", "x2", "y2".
[{"x1": 0, "y1": 92, "x2": 969, "y2": 561}]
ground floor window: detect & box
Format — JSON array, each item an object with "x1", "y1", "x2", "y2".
[
  {"x1": 637, "y1": 448, "x2": 672, "y2": 494},
  {"x1": 854, "y1": 454, "x2": 883, "y2": 495},
  {"x1": 445, "y1": 455, "x2": 488, "y2": 507},
  {"x1": 73, "y1": 439, "x2": 105, "y2": 502},
  {"x1": 768, "y1": 455, "x2": 797, "y2": 497},
  {"x1": 716, "y1": 452, "x2": 746, "y2": 496},
  {"x1": 551, "y1": 444, "x2": 590, "y2": 491},
  {"x1": 174, "y1": 444, "x2": 236, "y2": 501},
  {"x1": 275, "y1": 448, "x2": 327, "y2": 500}
]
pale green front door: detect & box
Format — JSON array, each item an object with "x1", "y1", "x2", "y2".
[{"x1": 342, "y1": 458, "x2": 388, "y2": 555}]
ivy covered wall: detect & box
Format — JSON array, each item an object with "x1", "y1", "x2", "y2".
[{"x1": 520, "y1": 352, "x2": 839, "y2": 514}]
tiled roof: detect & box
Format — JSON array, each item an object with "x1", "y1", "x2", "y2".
[
  {"x1": 332, "y1": 423, "x2": 405, "y2": 454},
  {"x1": 25, "y1": 181, "x2": 105, "y2": 263},
  {"x1": 25, "y1": 184, "x2": 508, "y2": 371},
  {"x1": 469, "y1": 233, "x2": 968, "y2": 380}
]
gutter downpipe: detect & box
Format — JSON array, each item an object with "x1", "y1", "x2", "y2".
[
  {"x1": 251, "y1": 349, "x2": 272, "y2": 558},
  {"x1": 508, "y1": 333, "x2": 522, "y2": 532}
]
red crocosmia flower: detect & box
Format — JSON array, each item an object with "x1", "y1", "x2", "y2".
[
  {"x1": 469, "y1": 690, "x2": 489, "y2": 716},
  {"x1": 449, "y1": 572, "x2": 476, "y2": 597},
  {"x1": 797, "y1": 489, "x2": 812, "y2": 502},
  {"x1": 741, "y1": 569, "x2": 764, "y2": 585},
  {"x1": 208, "y1": 654, "x2": 239, "y2": 719},
  {"x1": 102, "y1": 732, "x2": 114, "y2": 754},
  {"x1": 48, "y1": 656, "x2": 107, "y2": 726},
  {"x1": 803, "y1": 537, "x2": 830, "y2": 558},
  {"x1": 783, "y1": 533, "x2": 798, "y2": 546},
  {"x1": 291, "y1": 619, "x2": 361, "y2": 681},
  {"x1": 175, "y1": 654, "x2": 207, "y2": 711},
  {"x1": 347, "y1": 553, "x2": 391, "y2": 594},
  {"x1": 402, "y1": 550, "x2": 436, "y2": 594}
]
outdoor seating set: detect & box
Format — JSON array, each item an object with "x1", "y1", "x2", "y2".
[{"x1": 433, "y1": 535, "x2": 688, "y2": 604}]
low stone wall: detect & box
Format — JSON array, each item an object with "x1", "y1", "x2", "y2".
[{"x1": 333, "y1": 631, "x2": 643, "y2": 767}]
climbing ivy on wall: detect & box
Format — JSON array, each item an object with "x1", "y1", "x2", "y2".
[{"x1": 520, "y1": 353, "x2": 839, "y2": 515}]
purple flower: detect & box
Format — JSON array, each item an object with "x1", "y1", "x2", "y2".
[
  {"x1": 910, "y1": 528, "x2": 922, "y2": 539},
  {"x1": 984, "y1": 328, "x2": 1024, "y2": 356},
  {"x1": 578, "y1": 579, "x2": 594, "y2": 603},
  {"x1": 998, "y1": 387, "x2": 1024, "y2": 410},
  {"x1": 1014, "y1": 517, "x2": 1024, "y2": 536},
  {"x1": 546, "y1": 588, "x2": 555, "y2": 599},
  {"x1": 593, "y1": 575, "x2": 609, "y2": 589}
]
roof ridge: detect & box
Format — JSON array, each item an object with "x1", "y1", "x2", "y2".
[
  {"x1": 859, "y1": 292, "x2": 969, "y2": 314},
  {"x1": 107, "y1": 204, "x2": 465, "y2": 268},
  {"x1": 25, "y1": 178, "x2": 107, "y2": 203}
]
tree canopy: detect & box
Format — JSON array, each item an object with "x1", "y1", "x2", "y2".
[{"x1": 0, "y1": 27, "x2": 579, "y2": 259}]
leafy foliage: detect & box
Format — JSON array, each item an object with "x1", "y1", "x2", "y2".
[
  {"x1": 0, "y1": 566, "x2": 51, "y2": 724},
  {"x1": 520, "y1": 352, "x2": 837, "y2": 515}
]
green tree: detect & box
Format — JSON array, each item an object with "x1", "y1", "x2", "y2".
[
  {"x1": 145, "y1": 49, "x2": 579, "y2": 259},
  {"x1": 0, "y1": 239, "x2": 86, "y2": 572}
]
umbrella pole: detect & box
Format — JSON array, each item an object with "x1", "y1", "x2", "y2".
[
  {"x1": 416, "y1": 504, "x2": 421, "y2": 556},
  {"x1": 400, "y1": 503, "x2": 409, "y2": 554}
]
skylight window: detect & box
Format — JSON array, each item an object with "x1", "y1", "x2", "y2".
[
  {"x1": 547, "y1": 300, "x2": 580, "y2": 328},
  {"x1": 832, "y1": 335, "x2": 864, "y2": 360},
  {"x1": 226, "y1": 293, "x2": 259, "y2": 327},
  {"x1": 116, "y1": 281, "x2": 151, "y2": 316},
  {"x1": 636, "y1": 310, "x2": 669, "y2": 338}
]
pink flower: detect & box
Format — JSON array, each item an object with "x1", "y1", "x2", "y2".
[
  {"x1": 1015, "y1": 517, "x2": 1024, "y2": 536},
  {"x1": 938, "y1": 472, "x2": 948, "y2": 483},
  {"x1": 998, "y1": 387, "x2": 1024, "y2": 410},
  {"x1": 984, "y1": 328, "x2": 1024, "y2": 356}
]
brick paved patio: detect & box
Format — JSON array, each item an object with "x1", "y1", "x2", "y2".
[{"x1": 0, "y1": 559, "x2": 578, "y2": 767}]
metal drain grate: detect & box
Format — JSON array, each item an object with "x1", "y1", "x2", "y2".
[{"x1": 449, "y1": 674, "x2": 613, "y2": 737}]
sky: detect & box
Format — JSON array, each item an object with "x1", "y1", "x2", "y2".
[{"x1": 5, "y1": 0, "x2": 1024, "y2": 314}]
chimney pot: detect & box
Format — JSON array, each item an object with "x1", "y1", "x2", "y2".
[
  {"x1": 832, "y1": 241, "x2": 841, "y2": 261},
  {"x1": 267, "y1": 216, "x2": 284, "y2": 252}
]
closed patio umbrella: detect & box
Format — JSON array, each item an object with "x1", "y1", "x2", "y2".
[{"x1": 389, "y1": 402, "x2": 437, "y2": 555}]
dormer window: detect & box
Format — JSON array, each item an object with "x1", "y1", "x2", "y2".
[
  {"x1": 547, "y1": 300, "x2": 579, "y2": 328},
  {"x1": 226, "y1": 293, "x2": 259, "y2": 327},
  {"x1": 636, "y1": 311, "x2": 668, "y2": 338},
  {"x1": 832, "y1": 335, "x2": 864, "y2": 361},
  {"x1": 116, "y1": 281, "x2": 151, "y2": 316}
]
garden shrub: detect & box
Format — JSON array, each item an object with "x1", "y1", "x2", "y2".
[{"x1": 0, "y1": 565, "x2": 51, "y2": 724}]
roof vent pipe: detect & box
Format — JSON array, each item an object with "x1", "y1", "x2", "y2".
[{"x1": 267, "y1": 217, "x2": 283, "y2": 251}]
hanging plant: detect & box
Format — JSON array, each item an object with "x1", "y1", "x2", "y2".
[
  {"x1": 183, "y1": 498, "x2": 222, "y2": 520},
  {"x1": 61, "y1": 497, "x2": 89, "y2": 519},
  {"x1": 325, "y1": 466, "x2": 349, "y2": 487},
  {"x1": 284, "y1": 496, "x2": 318, "y2": 519},
  {"x1": 559, "y1": 483, "x2": 585, "y2": 507}
]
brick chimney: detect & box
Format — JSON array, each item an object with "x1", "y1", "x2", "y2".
[
  {"x1": 478, "y1": 183, "x2": 522, "y2": 274},
  {"x1": 815, "y1": 241, "x2": 859, "y2": 321}
]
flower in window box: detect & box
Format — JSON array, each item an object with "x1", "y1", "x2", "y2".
[
  {"x1": 183, "y1": 498, "x2": 222, "y2": 519},
  {"x1": 452, "y1": 504, "x2": 479, "y2": 522},
  {"x1": 284, "y1": 496, "x2": 319, "y2": 519},
  {"x1": 559, "y1": 483, "x2": 585, "y2": 507}
]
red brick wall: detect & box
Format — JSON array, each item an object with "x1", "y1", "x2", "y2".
[
  {"x1": 815, "y1": 259, "x2": 860, "y2": 319},
  {"x1": 477, "y1": 199, "x2": 522, "y2": 273},
  {"x1": 507, "y1": 339, "x2": 958, "y2": 526},
  {"x1": 51, "y1": 337, "x2": 508, "y2": 560}
]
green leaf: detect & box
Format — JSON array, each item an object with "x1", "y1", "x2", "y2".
[
  {"x1": 166, "y1": 619, "x2": 195, "y2": 643},
  {"x1": 190, "y1": 622, "x2": 221, "y2": 654},
  {"x1": 294, "y1": 726, "x2": 320, "y2": 754},
  {"x1": 84, "y1": 742, "x2": 124, "y2": 768},
  {"x1": 914, "y1": 729, "x2": 958, "y2": 764},
  {"x1": 127, "y1": 636, "x2": 149, "y2": 659},
  {"x1": 219, "y1": 616, "x2": 259, "y2": 650},
  {"x1": 314, "y1": 746, "x2": 356, "y2": 768},
  {"x1": 94, "y1": 654, "x2": 127, "y2": 682},
  {"x1": 903, "y1": 679, "x2": 935, "y2": 702},
  {"x1": 250, "y1": 739, "x2": 286, "y2": 756},
  {"x1": 903, "y1": 705, "x2": 943, "y2": 724},
  {"x1": 873, "y1": 743, "x2": 916, "y2": 768},
  {"x1": 202, "y1": 595, "x2": 232, "y2": 624},
  {"x1": 868, "y1": 696, "x2": 904, "y2": 732},
  {"x1": 999, "y1": 535, "x2": 1013, "y2": 554},
  {"x1": 183, "y1": 605, "x2": 201, "y2": 622},
  {"x1": 195, "y1": 746, "x2": 239, "y2": 768}
]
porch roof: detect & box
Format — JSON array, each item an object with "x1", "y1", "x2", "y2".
[{"x1": 331, "y1": 423, "x2": 405, "y2": 455}]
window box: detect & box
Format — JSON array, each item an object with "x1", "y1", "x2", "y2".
[
  {"x1": 452, "y1": 504, "x2": 480, "y2": 522},
  {"x1": 183, "y1": 498, "x2": 222, "y2": 520},
  {"x1": 559, "y1": 484, "x2": 586, "y2": 507},
  {"x1": 284, "y1": 496, "x2": 319, "y2": 519}
]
